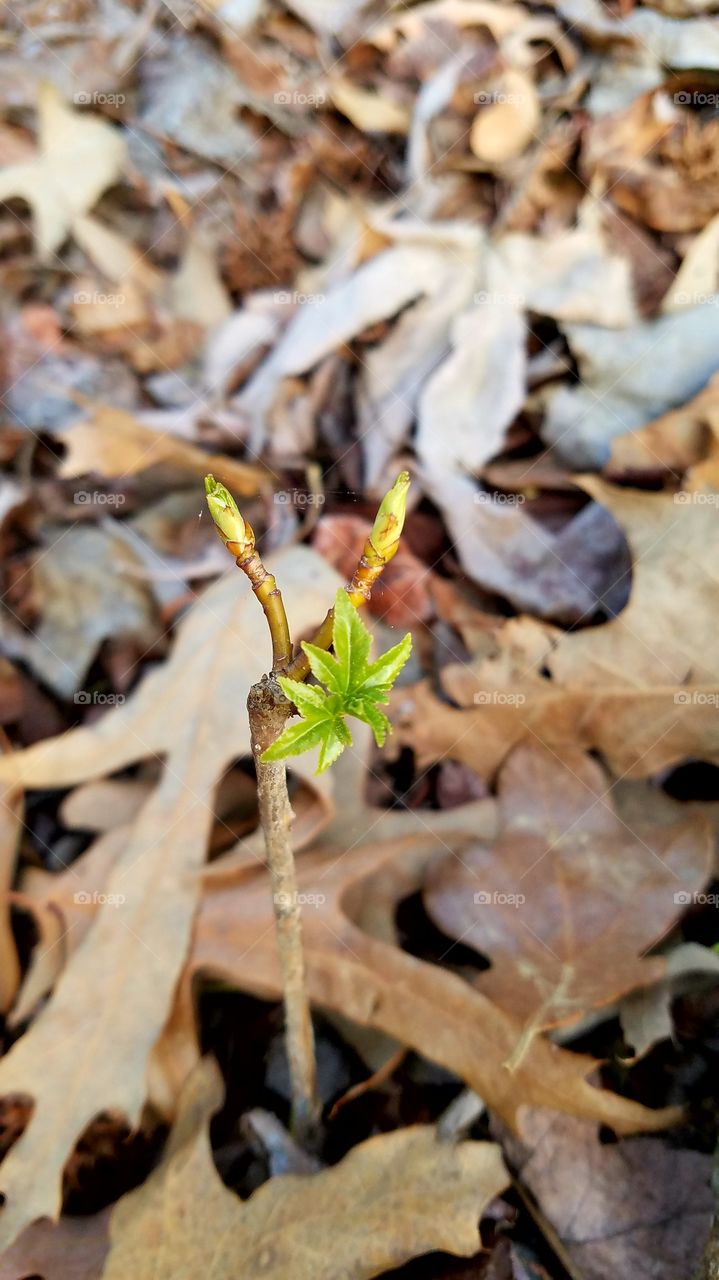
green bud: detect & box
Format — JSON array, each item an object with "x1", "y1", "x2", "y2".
[
  {"x1": 370, "y1": 470, "x2": 410, "y2": 561},
  {"x1": 204, "y1": 474, "x2": 252, "y2": 554}
]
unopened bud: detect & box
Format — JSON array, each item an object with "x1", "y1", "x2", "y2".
[
  {"x1": 369, "y1": 471, "x2": 410, "y2": 561},
  {"x1": 204, "y1": 475, "x2": 253, "y2": 555}
]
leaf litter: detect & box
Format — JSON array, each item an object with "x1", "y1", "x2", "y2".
[{"x1": 1, "y1": 0, "x2": 719, "y2": 1275}]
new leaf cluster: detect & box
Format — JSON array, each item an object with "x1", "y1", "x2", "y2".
[{"x1": 262, "y1": 589, "x2": 412, "y2": 773}]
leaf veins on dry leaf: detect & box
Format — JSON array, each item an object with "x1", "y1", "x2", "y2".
[{"x1": 424, "y1": 743, "x2": 712, "y2": 1040}]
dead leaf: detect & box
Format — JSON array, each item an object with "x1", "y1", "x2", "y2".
[
  {"x1": 12, "y1": 524, "x2": 161, "y2": 700},
  {"x1": 499, "y1": 1107, "x2": 714, "y2": 1280},
  {"x1": 193, "y1": 832, "x2": 681, "y2": 1134},
  {"x1": 58, "y1": 403, "x2": 267, "y2": 495},
  {"x1": 422, "y1": 472, "x2": 630, "y2": 623},
  {"x1": 424, "y1": 744, "x2": 712, "y2": 1037},
  {"x1": 0, "y1": 1209, "x2": 110, "y2": 1280},
  {"x1": 619, "y1": 942, "x2": 719, "y2": 1061},
  {"x1": 0, "y1": 84, "x2": 126, "y2": 259},
  {"x1": 417, "y1": 302, "x2": 526, "y2": 477},
  {"x1": 0, "y1": 778, "x2": 22, "y2": 1015},
  {"x1": 470, "y1": 70, "x2": 540, "y2": 165},
  {"x1": 328, "y1": 77, "x2": 410, "y2": 134},
  {"x1": 544, "y1": 308, "x2": 719, "y2": 466},
  {"x1": 0, "y1": 547, "x2": 341, "y2": 1250},
  {"x1": 390, "y1": 670, "x2": 719, "y2": 781},
  {"x1": 103, "y1": 1057, "x2": 510, "y2": 1279},
  {"x1": 549, "y1": 477, "x2": 719, "y2": 687}
]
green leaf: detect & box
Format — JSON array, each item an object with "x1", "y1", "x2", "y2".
[
  {"x1": 351, "y1": 699, "x2": 391, "y2": 747},
  {"x1": 363, "y1": 632, "x2": 413, "y2": 692},
  {"x1": 261, "y1": 716, "x2": 333, "y2": 763},
  {"x1": 332, "y1": 589, "x2": 371, "y2": 692},
  {"x1": 262, "y1": 596, "x2": 411, "y2": 772},
  {"x1": 301, "y1": 642, "x2": 343, "y2": 694},
  {"x1": 276, "y1": 676, "x2": 326, "y2": 717},
  {"x1": 317, "y1": 718, "x2": 353, "y2": 773}
]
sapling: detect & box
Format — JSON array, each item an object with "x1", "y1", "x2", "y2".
[{"x1": 204, "y1": 472, "x2": 412, "y2": 1143}]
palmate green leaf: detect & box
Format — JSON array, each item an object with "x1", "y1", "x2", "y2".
[
  {"x1": 332, "y1": 588, "x2": 371, "y2": 691},
  {"x1": 363, "y1": 632, "x2": 413, "y2": 693},
  {"x1": 261, "y1": 591, "x2": 411, "y2": 773},
  {"x1": 301, "y1": 642, "x2": 343, "y2": 693}
]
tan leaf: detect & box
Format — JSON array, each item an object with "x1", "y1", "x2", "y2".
[
  {"x1": 549, "y1": 478, "x2": 719, "y2": 687},
  {"x1": 58, "y1": 403, "x2": 267, "y2": 495},
  {"x1": 0, "y1": 547, "x2": 342, "y2": 1250},
  {"x1": 470, "y1": 71, "x2": 540, "y2": 164},
  {"x1": 0, "y1": 85, "x2": 126, "y2": 259},
  {"x1": 0, "y1": 778, "x2": 22, "y2": 1015},
  {"x1": 193, "y1": 833, "x2": 680, "y2": 1134},
  {"x1": 328, "y1": 77, "x2": 410, "y2": 134},
  {"x1": 424, "y1": 744, "x2": 712, "y2": 1037},
  {"x1": 390, "y1": 672, "x2": 719, "y2": 780},
  {"x1": 103, "y1": 1056, "x2": 510, "y2": 1280}
]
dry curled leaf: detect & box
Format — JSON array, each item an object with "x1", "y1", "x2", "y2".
[{"x1": 103, "y1": 1057, "x2": 510, "y2": 1280}]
